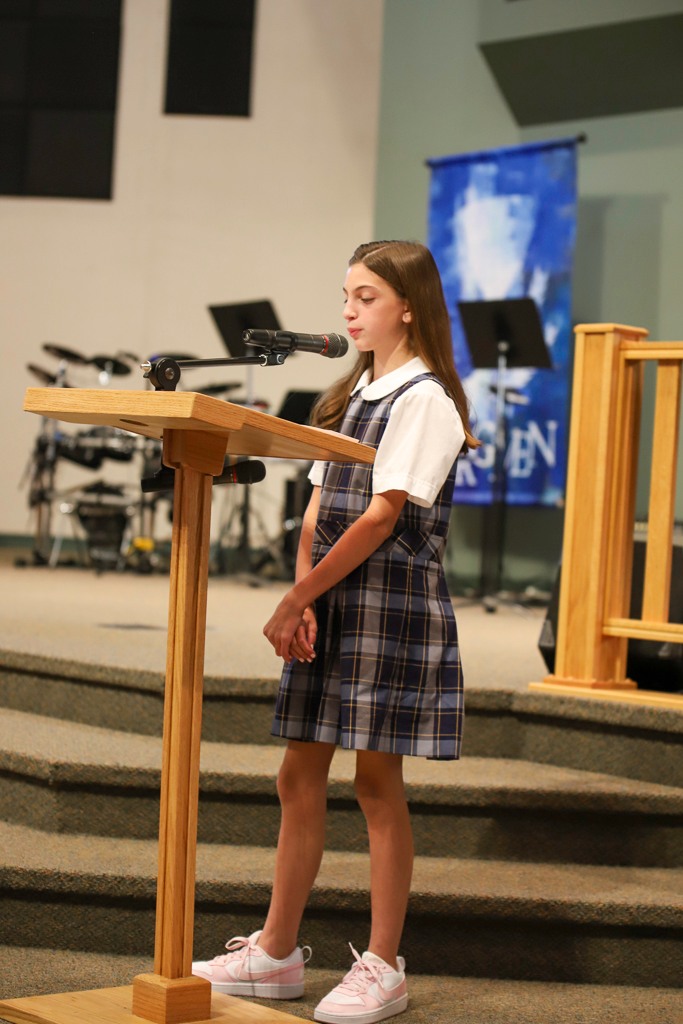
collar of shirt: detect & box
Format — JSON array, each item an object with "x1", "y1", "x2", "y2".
[{"x1": 350, "y1": 355, "x2": 432, "y2": 400}]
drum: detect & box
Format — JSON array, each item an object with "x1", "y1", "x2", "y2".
[
  {"x1": 76, "y1": 492, "x2": 131, "y2": 569},
  {"x1": 56, "y1": 431, "x2": 104, "y2": 470},
  {"x1": 81, "y1": 426, "x2": 137, "y2": 463}
]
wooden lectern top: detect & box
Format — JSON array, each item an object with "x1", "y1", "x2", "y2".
[{"x1": 24, "y1": 387, "x2": 375, "y2": 464}]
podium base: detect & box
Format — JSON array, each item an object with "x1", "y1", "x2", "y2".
[
  {"x1": 530, "y1": 678, "x2": 683, "y2": 710},
  {"x1": 0, "y1": 985, "x2": 304, "y2": 1024}
]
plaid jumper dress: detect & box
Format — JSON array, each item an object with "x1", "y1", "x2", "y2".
[{"x1": 272, "y1": 373, "x2": 463, "y2": 760}]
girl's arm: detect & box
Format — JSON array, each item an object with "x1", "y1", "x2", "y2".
[
  {"x1": 264, "y1": 488, "x2": 408, "y2": 661},
  {"x1": 294, "y1": 485, "x2": 320, "y2": 583},
  {"x1": 286, "y1": 486, "x2": 321, "y2": 661}
]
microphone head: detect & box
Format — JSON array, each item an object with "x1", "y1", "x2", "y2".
[
  {"x1": 323, "y1": 334, "x2": 349, "y2": 358},
  {"x1": 219, "y1": 459, "x2": 266, "y2": 485}
]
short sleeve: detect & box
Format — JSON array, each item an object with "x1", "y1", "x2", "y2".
[
  {"x1": 308, "y1": 460, "x2": 326, "y2": 486},
  {"x1": 372, "y1": 382, "x2": 465, "y2": 507}
]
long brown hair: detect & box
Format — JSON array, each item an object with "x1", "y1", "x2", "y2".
[{"x1": 311, "y1": 240, "x2": 478, "y2": 450}]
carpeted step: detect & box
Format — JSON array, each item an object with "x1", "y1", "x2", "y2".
[
  {"x1": 2, "y1": 649, "x2": 682, "y2": 787},
  {"x1": 0, "y1": 946, "x2": 682, "y2": 1024},
  {"x1": 2, "y1": 709, "x2": 682, "y2": 866},
  {"x1": 1, "y1": 821, "x2": 681, "y2": 987}
]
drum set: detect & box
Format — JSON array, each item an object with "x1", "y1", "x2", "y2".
[
  {"x1": 24, "y1": 343, "x2": 177, "y2": 572},
  {"x1": 21, "y1": 342, "x2": 294, "y2": 575}
]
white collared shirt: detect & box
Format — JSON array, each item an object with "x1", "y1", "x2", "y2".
[{"x1": 309, "y1": 356, "x2": 466, "y2": 507}]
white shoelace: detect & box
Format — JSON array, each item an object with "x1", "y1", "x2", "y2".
[
  {"x1": 208, "y1": 934, "x2": 312, "y2": 970},
  {"x1": 335, "y1": 944, "x2": 387, "y2": 995},
  {"x1": 209, "y1": 934, "x2": 257, "y2": 965}
]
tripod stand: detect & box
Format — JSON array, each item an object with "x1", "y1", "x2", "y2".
[{"x1": 458, "y1": 298, "x2": 552, "y2": 611}]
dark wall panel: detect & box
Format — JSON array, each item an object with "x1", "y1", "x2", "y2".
[
  {"x1": 165, "y1": 0, "x2": 255, "y2": 117},
  {"x1": 0, "y1": 0, "x2": 121, "y2": 199},
  {"x1": 25, "y1": 110, "x2": 115, "y2": 199},
  {"x1": 481, "y1": 14, "x2": 683, "y2": 125}
]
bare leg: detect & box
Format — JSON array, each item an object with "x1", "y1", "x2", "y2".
[
  {"x1": 258, "y1": 739, "x2": 336, "y2": 959},
  {"x1": 354, "y1": 750, "x2": 413, "y2": 969}
]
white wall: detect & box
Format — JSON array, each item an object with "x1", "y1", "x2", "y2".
[{"x1": 1, "y1": 0, "x2": 384, "y2": 540}]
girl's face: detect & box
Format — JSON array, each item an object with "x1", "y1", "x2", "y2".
[{"x1": 342, "y1": 262, "x2": 411, "y2": 363}]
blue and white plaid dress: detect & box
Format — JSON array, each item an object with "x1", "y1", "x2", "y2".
[{"x1": 272, "y1": 372, "x2": 464, "y2": 760}]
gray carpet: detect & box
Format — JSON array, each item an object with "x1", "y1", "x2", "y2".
[
  {"x1": 1, "y1": 948, "x2": 682, "y2": 1024},
  {"x1": 1, "y1": 555, "x2": 682, "y2": 1023}
]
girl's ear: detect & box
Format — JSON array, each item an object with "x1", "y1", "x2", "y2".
[{"x1": 402, "y1": 308, "x2": 412, "y2": 323}]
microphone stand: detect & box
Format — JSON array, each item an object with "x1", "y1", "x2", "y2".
[{"x1": 140, "y1": 350, "x2": 289, "y2": 392}]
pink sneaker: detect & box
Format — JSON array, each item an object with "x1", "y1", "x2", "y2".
[
  {"x1": 192, "y1": 929, "x2": 311, "y2": 998},
  {"x1": 314, "y1": 945, "x2": 408, "y2": 1024}
]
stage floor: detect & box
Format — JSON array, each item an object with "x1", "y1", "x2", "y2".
[{"x1": 0, "y1": 555, "x2": 548, "y2": 691}]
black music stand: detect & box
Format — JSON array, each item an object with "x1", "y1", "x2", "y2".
[
  {"x1": 208, "y1": 299, "x2": 281, "y2": 359},
  {"x1": 208, "y1": 301, "x2": 282, "y2": 576},
  {"x1": 457, "y1": 297, "x2": 551, "y2": 611}
]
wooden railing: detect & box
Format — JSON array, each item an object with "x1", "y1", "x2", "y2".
[{"x1": 532, "y1": 323, "x2": 683, "y2": 708}]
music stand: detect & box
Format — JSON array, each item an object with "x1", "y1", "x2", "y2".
[
  {"x1": 457, "y1": 297, "x2": 551, "y2": 611},
  {"x1": 208, "y1": 300, "x2": 281, "y2": 359},
  {"x1": 276, "y1": 389, "x2": 320, "y2": 425},
  {"x1": 208, "y1": 301, "x2": 281, "y2": 575}
]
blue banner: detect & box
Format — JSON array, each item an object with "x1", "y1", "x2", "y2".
[{"x1": 427, "y1": 138, "x2": 578, "y2": 506}]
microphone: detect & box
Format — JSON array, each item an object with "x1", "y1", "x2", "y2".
[
  {"x1": 141, "y1": 459, "x2": 266, "y2": 493},
  {"x1": 243, "y1": 329, "x2": 348, "y2": 359},
  {"x1": 215, "y1": 458, "x2": 266, "y2": 486}
]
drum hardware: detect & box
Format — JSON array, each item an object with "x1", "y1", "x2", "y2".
[
  {"x1": 53, "y1": 481, "x2": 135, "y2": 572},
  {"x1": 89, "y1": 354, "x2": 132, "y2": 386},
  {"x1": 41, "y1": 342, "x2": 91, "y2": 365},
  {"x1": 26, "y1": 363, "x2": 73, "y2": 387},
  {"x1": 19, "y1": 412, "x2": 61, "y2": 565}
]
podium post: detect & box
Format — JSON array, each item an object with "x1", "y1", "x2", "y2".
[
  {"x1": 1, "y1": 389, "x2": 374, "y2": 1024},
  {"x1": 132, "y1": 429, "x2": 226, "y2": 1024}
]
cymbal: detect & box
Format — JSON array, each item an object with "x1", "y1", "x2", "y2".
[
  {"x1": 42, "y1": 342, "x2": 90, "y2": 364},
  {"x1": 90, "y1": 354, "x2": 132, "y2": 376},
  {"x1": 197, "y1": 381, "x2": 242, "y2": 397},
  {"x1": 27, "y1": 363, "x2": 57, "y2": 385},
  {"x1": 147, "y1": 352, "x2": 198, "y2": 363}
]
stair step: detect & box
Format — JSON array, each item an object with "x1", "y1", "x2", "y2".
[
  {"x1": 2, "y1": 709, "x2": 682, "y2": 866},
  {"x1": 3, "y1": 648, "x2": 683, "y2": 788},
  {"x1": 0, "y1": 947, "x2": 682, "y2": 1024},
  {"x1": 1, "y1": 820, "x2": 681, "y2": 987}
]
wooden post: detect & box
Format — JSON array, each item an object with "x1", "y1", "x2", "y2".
[
  {"x1": 641, "y1": 362, "x2": 682, "y2": 622},
  {"x1": 544, "y1": 324, "x2": 648, "y2": 690},
  {"x1": 132, "y1": 429, "x2": 226, "y2": 1023}
]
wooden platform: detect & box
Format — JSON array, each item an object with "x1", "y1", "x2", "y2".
[
  {"x1": 22, "y1": 388, "x2": 375, "y2": 464},
  {"x1": 0, "y1": 985, "x2": 303, "y2": 1024}
]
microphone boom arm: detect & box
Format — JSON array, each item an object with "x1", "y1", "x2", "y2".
[{"x1": 141, "y1": 351, "x2": 289, "y2": 392}]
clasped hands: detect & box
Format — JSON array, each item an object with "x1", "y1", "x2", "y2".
[{"x1": 263, "y1": 589, "x2": 317, "y2": 664}]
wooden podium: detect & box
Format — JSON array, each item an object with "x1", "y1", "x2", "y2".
[{"x1": 0, "y1": 389, "x2": 374, "y2": 1024}]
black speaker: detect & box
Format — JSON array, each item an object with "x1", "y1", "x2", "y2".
[{"x1": 539, "y1": 536, "x2": 683, "y2": 693}]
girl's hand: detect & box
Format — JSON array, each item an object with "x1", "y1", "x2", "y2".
[
  {"x1": 264, "y1": 593, "x2": 316, "y2": 663},
  {"x1": 288, "y1": 605, "x2": 317, "y2": 664}
]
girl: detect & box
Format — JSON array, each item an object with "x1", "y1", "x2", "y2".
[{"x1": 193, "y1": 241, "x2": 478, "y2": 1023}]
